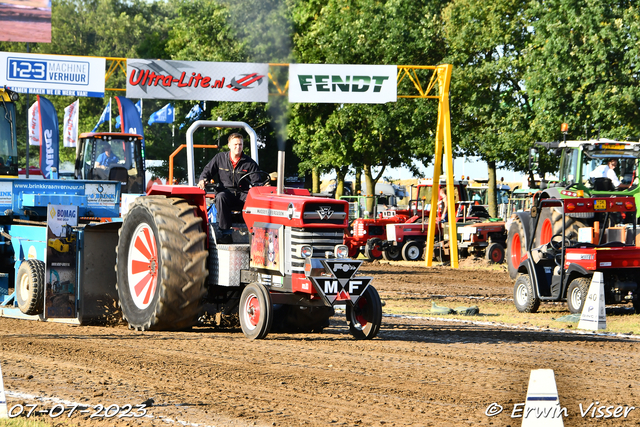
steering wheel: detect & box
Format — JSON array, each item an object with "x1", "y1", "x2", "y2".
[
  {"x1": 564, "y1": 182, "x2": 579, "y2": 190},
  {"x1": 549, "y1": 233, "x2": 571, "y2": 251},
  {"x1": 237, "y1": 170, "x2": 271, "y2": 188}
]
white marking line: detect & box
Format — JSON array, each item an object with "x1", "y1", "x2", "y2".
[
  {"x1": 383, "y1": 313, "x2": 640, "y2": 341},
  {"x1": 4, "y1": 391, "x2": 214, "y2": 427}
]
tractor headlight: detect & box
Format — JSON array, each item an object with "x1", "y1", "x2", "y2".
[
  {"x1": 334, "y1": 245, "x2": 349, "y2": 258},
  {"x1": 298, "y1": 245, "x2": 313, "y2": 258}
]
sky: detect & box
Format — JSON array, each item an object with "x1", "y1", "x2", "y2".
[{"x1": 324, "y1": 156, "x2": 527, "y2": 186}]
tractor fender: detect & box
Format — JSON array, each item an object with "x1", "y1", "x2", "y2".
[
  {"x1": 517, "y1": 257, "x2": 542, "y2": 300},
  {"x1": 562, "y1": 263, "x2": 592, "y2": 298},
  {"x1": 513, "y1": 211, "x2": 532, "y2": 251}
]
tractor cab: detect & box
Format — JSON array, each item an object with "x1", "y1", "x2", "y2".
[
  {"x1": 0, "y1": 88, "x2": 19, "y2": 178},
  {"x1": 75, "y1": 132, "x2": 145, "y2": 193}
]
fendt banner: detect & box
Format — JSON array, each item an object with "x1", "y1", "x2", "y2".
[
  {"x1": 289, "y1": 64, "x2": 397, "y2": 104},
  {"x1": 0, "y1": 52, "x2": 105, "y2": 97},
  {"x1": 126, "y1": 59, "x2": 269, "y2": 102}
]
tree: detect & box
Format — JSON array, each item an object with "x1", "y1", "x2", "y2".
[
  {"x1": 525, "y1": 0, "x2": 640, "y2": 142},
  {"x1": 443, "y1": 0, "x2": 533, "y2": 216},
  {"x1": 290, "y1": 0, "x2": 448, "y2": 205}
]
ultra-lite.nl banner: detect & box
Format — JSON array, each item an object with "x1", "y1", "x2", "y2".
[
  {"x1": 289, "y1": 64, "x2": 397, "y2": 104},
  {"x1": 0, "y1": 52, "x2": 105, "y2": 98},
  {"x1": 126, "y1": 59, "x2": 269, "y2": 102}
]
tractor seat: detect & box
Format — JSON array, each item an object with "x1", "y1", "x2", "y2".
[{"x1": 590, "y1": 177, "x2": 615, "y2": 191}]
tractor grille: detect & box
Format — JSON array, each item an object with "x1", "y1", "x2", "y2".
[
  {"x1": 302, "y1": 203, "x2": 348, "y2": 225},
  {"x1": 289, "y1": 227, "x2": 345, "y2": 274}
]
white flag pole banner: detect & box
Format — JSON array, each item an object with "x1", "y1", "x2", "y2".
[
  {"x1": 126, "y1": 59, "x2": 269, "y2": 102},
  {"x1": 0, "y1": 52, "x2": 105, "y2": 98},
  {"x1": 289, "y1": 64, "x2": 397, "y2": 104},
  {"x1": 28, "y1": 101, "x2": 40, "y2": 146},
  {"x1": 63, "y1": 99, "x2": 79, "y2": 147}
]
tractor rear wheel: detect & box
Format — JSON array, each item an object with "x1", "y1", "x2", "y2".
[
  {"x1": 402, "y1": 241, "x2": 423, "y2": 261},
  {"x1": 346, "y1": 285, "x2": 382, "y2": 340},
  {"x1": 16, "y1": 259, "x2": 45, "y2": 315},
  {"x1": 239, "y1": 282, "x2": 273, "y2": 339},
  {"x1": 116, "y1": 196, "x2": 208, "y2": 331},
  {"x1": 513, "y1": 274, "x2": 540, "y2": 313},
  {"x1": 567, "y1": 277, "x2": 590, "y2": 314},
  {"x1": 382, "y1": 245, "x2": 402, "y2": 261},
  {"x1": 507, "y1": 219, "x2": 525, "y2": 279},
  {"x1": 485, "y1": 243, "x2": 505, "y2": 264}
]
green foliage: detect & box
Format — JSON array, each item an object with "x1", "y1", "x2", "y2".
[{"x1": 525, "y1": 0, "x2": 640, "y2": 142}]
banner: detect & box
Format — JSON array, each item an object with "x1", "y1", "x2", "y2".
[
  {"x1": 37, "y1": 95, "x2": 59, "y2": 179},
  {"x1": 116, "y1": 99, "x2": 141, "y2": 129},
  {"x1": 0, "y1": 52, "x2": 105, "y2": 97},
  {"x1": 126, "y1": 59, "x2": 268, "y2": 102},
  {"x1": 63, "y1": 99, "x2": 79, "y2": 147},
  {"x1": 92, "y1": 99, "x2": 110, "y2": 133},
  {"x1": 180, "y1": 103, "x2": 203, "y2": 129},
  {"x1": 148, "y1": 103, "x2": 174, "y2": 125},
  {"x1": 28, "y1": 101, "x2": 40, "y2": 146},
  {"x1": 115, "y1": 96, "x2": 144, "y2": 146},
  {"x1": 288, "y1": 64, "x2": 397, "y2": 104}
]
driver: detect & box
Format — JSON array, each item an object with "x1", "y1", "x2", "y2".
[
  {"x1": 94, "y1": 142, "x2": 119, "y2": 179},
  {"x1": 198, "y1": 133, "x2": 259, "y2": 241},
  {"x1": 590, "y1": 158, "x2": 621, "y2": 188}
]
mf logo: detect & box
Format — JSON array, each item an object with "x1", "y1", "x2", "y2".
[
  {"x1": 227, "y1": 73, "x2": 265, "y2": 92},
  {"x1": 317, "y1": 206, "x2": 334, "y2": 220},
  {"x1": 308, "y1": 259, "x2": 372, "y2": 305}
]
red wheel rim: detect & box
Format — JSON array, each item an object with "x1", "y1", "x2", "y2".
[
  {"x1": 244, "y1": 294, "x2": 261, "y2": 327},
  {"x1": 127, "y1": 223, "x2": 158, "y2": 310},
  {"x1": 355, "y1": 297, "x2": 368, "y2": 326},
  {"x1": 491, "y1": 247, "x2": 502, "y2": 262},
  {"x1": 510, "y1": 232, "x2": 521, "y2": 270},
  {"x1": 540, "y1": 218, "x2": 553, "y2": 244}
]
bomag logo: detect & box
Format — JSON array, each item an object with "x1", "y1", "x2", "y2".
[{"x1": 298, "y1": 75, "x2": 390, "y2": 93}]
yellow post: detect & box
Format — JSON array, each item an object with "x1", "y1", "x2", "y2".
[{"x1": 425, "y1": 64, "x2": 457, "y2": 268}]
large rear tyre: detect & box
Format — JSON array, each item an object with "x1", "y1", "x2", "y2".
[
  {"x1": 346, "y1": 285, "x2": 382, "y2": 340},
  {"x1": 485, "y1": 243, "x2": 505, "y2": 264},
  {"x1": 382, "y1": 245, "x2": 402, "y2": 261},
  {"x1": 567, "y1": 277, "x2": 590, "y2": 314},
  {"x1": 16, "y1": 259, "x2": 45, "y2": 315},
  {"x1": 402, "y1": 241, "x2": 423, "y2": 261},
  {"x1": 116, "y1": 196, "x2": 208, "y2": 331},
  {"x1": 513, "y1": 274, "x2": 540, "y2": 313},
  {"x1": 364, "y1": 238, "x2": 383, "y2": 261},
  {"x1": 507, "y1": 220, "x2": 525, "y2": 279},
  {"x1": 239, "y1": 282, "x2": 273, "y2": 339}
]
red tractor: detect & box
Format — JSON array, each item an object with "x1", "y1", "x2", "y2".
[
  {"x1": 116, "y1": 121, "x2": 382, "y2": 339},
  {"x1": 513, "y1": 195, "x2": 640, "y2": 314}
]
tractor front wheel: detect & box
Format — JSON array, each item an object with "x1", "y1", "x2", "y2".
[
  {"x1": 567, "y1": 277, "x2": 590, "y2": 314},
  {"x1": 402, "y1": 241, "x2": 423, "y2": 261},
  {"x1": 364, "y1": 238, "x2": 383, "y2": 261},
  {"x1": 239, "y1": 282, "x2": 273, "y2": 339},
  {"x1": 382, "y1": 245, "x2": 402, "y2": 261},
  {"x1": 16, "y1": 259, "x2": 45, "y2": 315},
  {"x1": 346, "y1": 285, "x2": 382, "y2": 340},
  {"x1": 485, "y1": 243, "x2": 505, "y2": 264},
  {"x1": 116, "y1": 196, "x2": 208, "y2": 331},
  {"x1": 513, "y1": 274, "x2": 540, "y2": 313}
]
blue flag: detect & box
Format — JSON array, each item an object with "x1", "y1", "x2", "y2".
[
  {"x1": 180, "y1": 103, "x2": 203, "y2": 129},
  {"x1": 117, "y1": 100, "x2": 142, "y2": 129},
  {"x1": 37, "y1": 95, "x2": 59, "y2": 179},
  {"x1": 115, "y1": 96, "x2": 145, "y2": 148},
  {"x1": 92, "y1": 99, "x2": 111, "y2": 132},
  {"x1": 148, "y1": 103, "x2": 174, "y2": 125}
]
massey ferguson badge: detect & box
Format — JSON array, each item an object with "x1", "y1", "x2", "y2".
[{"x1": 126, "y1": 59, "x2": 268, "y2": 102}]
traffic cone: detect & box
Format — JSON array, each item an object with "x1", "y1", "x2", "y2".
[
  {"x1": 0, "y1": 361, "x2": 7, "y2": 418},
  {"x1": 578, "y1": 272, "x2": 606, "y2": 331},
  {"x1": 522, "y1": 369, "x2": 564, "y2": 426}
]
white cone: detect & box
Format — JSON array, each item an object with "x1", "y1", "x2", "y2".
[
  {"x1": 522, "y1": 369, "x2": 564, "y2": 426},
  {"x1": 578, "y1": 272, "x2": 606, "y2": 331},
  {"x1": 0, "y1": 361, "x2": 7, "y2": 418}
]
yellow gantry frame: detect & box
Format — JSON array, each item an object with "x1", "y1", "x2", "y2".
[{"x1": 103, "y1": 59, "x2": 456, "y2": 268}]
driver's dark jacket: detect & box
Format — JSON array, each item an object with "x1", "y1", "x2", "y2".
[{"x1": 198, "y1": 152, "x2": 259, "y2": 196}]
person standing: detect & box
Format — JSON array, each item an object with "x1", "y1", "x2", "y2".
[{"x1": 197, "y1": 133, "x2": 259, "y2": 243}]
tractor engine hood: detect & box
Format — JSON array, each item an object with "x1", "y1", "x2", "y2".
[{"x1": 243, "y1": 186, "x2": 348, "y2": 232}]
